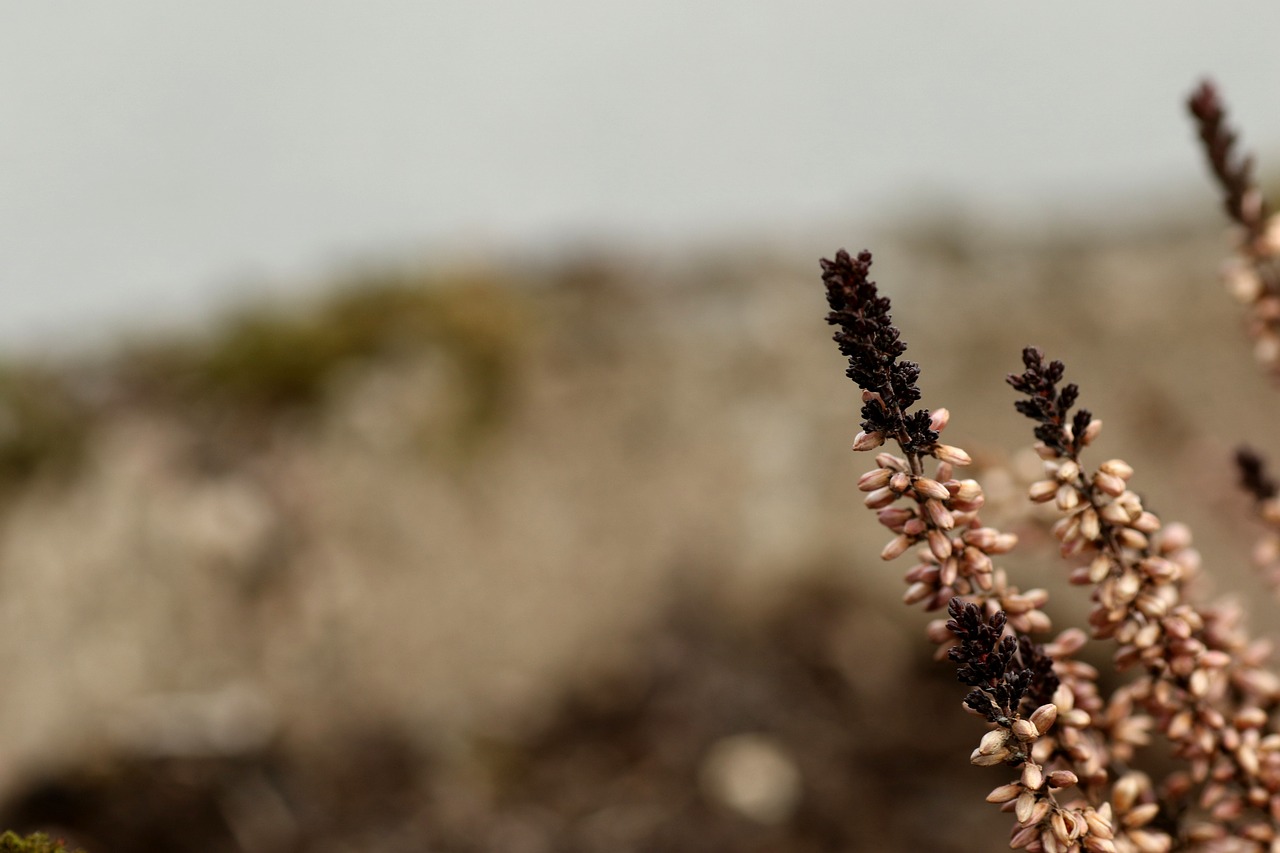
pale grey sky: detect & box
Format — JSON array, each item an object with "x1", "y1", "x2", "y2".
[{"x1": 0, "y1": 2, "x2": 1278, "y2": 349}]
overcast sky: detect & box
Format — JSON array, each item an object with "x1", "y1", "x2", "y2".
[{"x1": 1, "y1": 3, "x2": 1279, "y2": 350}]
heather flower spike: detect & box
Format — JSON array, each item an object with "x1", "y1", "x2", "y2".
[{"x1": 1189, "y1": 80, "x2": 1280, "y2": 373}]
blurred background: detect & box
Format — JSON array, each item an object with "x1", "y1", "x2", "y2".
[{"x1": 0, "y1": 4, "x2": 1279, "y2": 851}]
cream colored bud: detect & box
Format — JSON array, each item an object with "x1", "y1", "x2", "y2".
[
  {"x1": 1235, "y1": 707, "x2": 1268, "y2": 729},
  {"x1": 1167, "y1": 710, "x2": 1192, "y2": 740},
  {"x1": 1047, "y1": 770, "x2": 1078, "y2": 789},
  {"x1": 857, "y1": 468, "x2": 892, "y2": 491},
  {"x1": 1134, "y1": 622, "x2": 1161, "y2": 649},
  {"x1": 1030, "y1": 703, "x2": 1059, "y2": 735},
  {"x1": 1255, "y1": 333, "x2": 1280, "y2": 365},
  {"x1": 1223, "y1": 261, "x2": 1264, "y2": 303},
  {"x1": 953, "y1": 479, "x2": 983, "y2": 503},
  {"x1": 1133, "y1": 512, "x2": 1161, "y2": 534},
  {"x1": 875, "y1": 452, "x2": 906, "y2": 471},
  {"x1": 1123, "y1": 803, "x2": 1160, "y2": 828},
  {"x1": 1084, "y1": 809, "x2": 1114, "y2": 839},
  {"x1": 927, "y1": 529, "x2": 953, "y2": 560},
  {"x1": 1112, "y1": 773, "x2": 1144, "y2": 813},
  {"x1": 1189, "y1": 669, "x2": 1210, "y2": 699},
  {"x1": 938, "y1": 557, "x2": 958, "y2": 587},
  {"x1": 1238, "y1": 744, "x2": 1260, "y2": 777},
  {"x1": 1081, "y1": 418, "x2": 1103, "y2": 445},
  {"x1": 1135, "y1": 593, "x2": 1167, "y2": 620},
  {"x1": 935, "y1": 444, "x2": 972, "y2": 466},
  {"x1": 929, "y1": 407, "x2": 950, "y2": 432},
  {"x1": 1009, "y1": 825, "x2": 1039, "y2": 850},
  {"x1": 978, "y1": 728, "x2": 1011, "y2": 755},
  {"x1": 1029, "y1": 479, "x2": 1058, "y2": 502},
  {"x1": 1100, "y1": 501, "x2": 1132, "y2": 524},
  {"x1": 1079, "y1": 508, "x2": 1101, "y2": 542},
  {"x1": 902, "y1": 582, "x2": 933, "y2": 605},
  {"x1": 1056, "y1": 459, "x2": 1080, "y2": 482},
  {"x1": 1088, "y1": 555, "x2": 1113, "y2": 583},
  {"x1": 863, "y1": 487, "x2": 897, "y2": 509},
  {"x1": 1015, "y1": 790, "x2": 1036, "y2": 824},
  {"x1": 880, "y1": 534, "x2": 913, "y2": 561},
  {"x1": 1159, "y1": 521, "x2": 1192, "y2": 551},
  {"x1": 876, "y1": 507, "x2": 913, "y2": 529},
  {"x1": 986, "y1": 782, "x2": 1023, "y2": 803},
  {"x1": 925, "y1": 499, "x2": 955, "y2": 530},
  {"x1": 1056, "y1": 483, "x2": 1080, "y2": 511},
  {"x1": 1012, "y1": 719, "x2": 1039, "y2": 742},
  {"x1": 969, "y1": 747, "x2": 1009, "y2": 766},
  {"x1": 851, "y1": 430, "x2": 884, "y2": 451},
  {"x1": 1060, "y1": 709, "x2": 1091, "y2": 728},
  {"x1": 1021, "y1": 761, "x2": 1044, "y2": 791},
  {"x1": 990, "y1": 533, "x2": 1018, "y2": 553},
  {"x1": 1093, "y1": 472, "x2": 1126, "y2": 497},
  {"x1": 1114, "y1": 570, "x2": 1141, "y2": 602},
  {"x1": 1263, "y1": 213, "x2": 1280, "y2": 255},
  {"x1": 1099, "y1": 459, "x2": 1134, "y2": 480},
  {"x1": 1117, "y1": 528, "x2": 1148, "y2": 550},
  {"x1": 1051, "y1": 811, "x2": 1071, "y2": 845},
  {"x1": 913, "y1": 477, "x2": 950, "y2": 500}
]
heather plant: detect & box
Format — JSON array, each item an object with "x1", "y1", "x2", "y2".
[{"x1": 820, "y1": 82, "x2": 1280, "y2": 853}]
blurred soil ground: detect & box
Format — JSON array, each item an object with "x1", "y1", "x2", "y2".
[{"x1": 0, "y1": 216, "x2": 1270, "y2": 851}]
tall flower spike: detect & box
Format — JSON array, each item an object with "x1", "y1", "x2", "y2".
[
  {"x1": 821, "y1": 249, "x2": 937, "y2": 459},
  {"x1": 1188, "y1": 80, "x2": 1280, "y2": 374},
  {"x1": 1187, "y1": 80, "x2": 1268, "y2": 241}
]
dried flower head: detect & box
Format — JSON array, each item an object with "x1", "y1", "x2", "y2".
[
  {"x1": 1007, "y1": 346, "x2": 1094, "y2": 459},
  {"x1": 1188, "y1": 80, "x2": 1269, "y2": 238},
  {"x1": 821, "y1": 249, "x2": 937, "y2": 457},
  {"x1": 947, "y1": 599, "x2": 1059, "y2": 731}
]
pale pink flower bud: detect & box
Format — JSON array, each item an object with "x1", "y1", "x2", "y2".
[
  {"x1": 851, "y1": 430, "x2": 884, "y2": 451},
  {"x1": 1047, "y1": 770, "x2": 1078, "y2": 789},
  {"x1": 857, "y1": 467, "x2": 892, "y2": 491},
  {"x1": 934, "y1": 444, "x2": 971, "y2": 466}
]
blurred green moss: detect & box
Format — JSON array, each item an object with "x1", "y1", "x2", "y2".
[
  {"x1": 0, "y1": 832, "x2": 82, "y2": 852},
  {"x1": 0, "y1": 367, "x2": 90, "y2": 490},
  {"x1": 121, "y1": 271, "x2": 531, "y2": 454}
]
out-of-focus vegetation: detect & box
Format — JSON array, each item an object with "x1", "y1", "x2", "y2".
[
  {"x1": 0, "y1": 368, "x2": 91, "y2": 491},
  {"x1": 123, "y1": 272, "x2": 528, "y2": 433},
  {"x1": 0, "y1": 272, "x2": 536, "y2": 493},
  {"x1": 0, "y1": 217, "x2": 1266, "y2": 851},
  {"x1": 0, "y1": 832, "x2": 81, "y2": 853}
]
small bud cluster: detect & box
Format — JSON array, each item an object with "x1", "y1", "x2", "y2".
[{"x1": 1188, "y1": 80, "x2": 1280, "y2": 374}]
